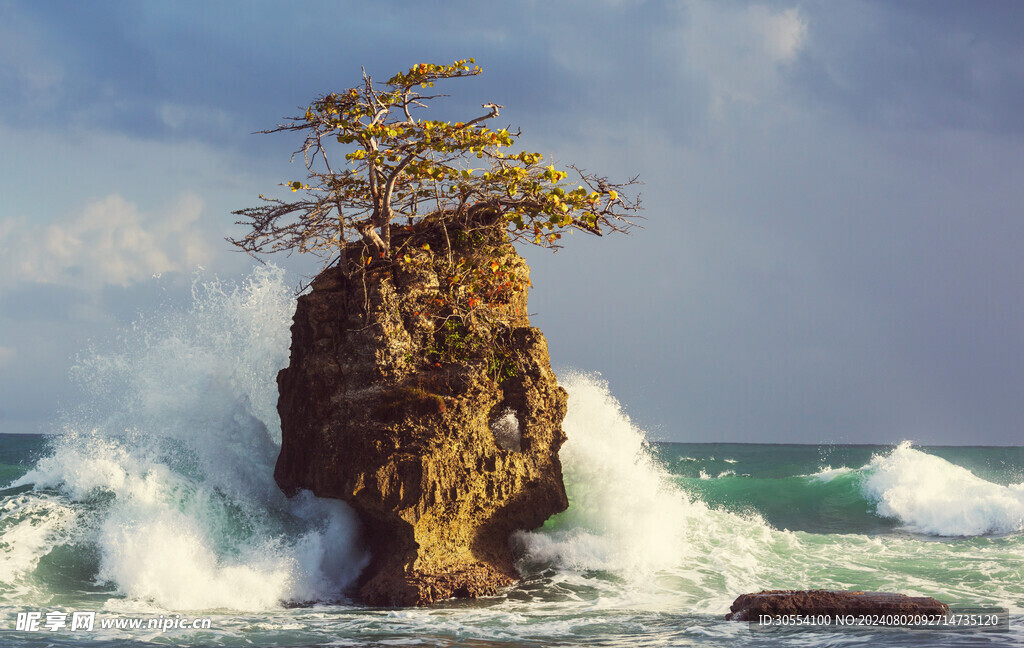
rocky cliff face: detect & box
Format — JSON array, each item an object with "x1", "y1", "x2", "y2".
[{"x1": 274, "y1": 219, "x2": 569, "y2": 606}]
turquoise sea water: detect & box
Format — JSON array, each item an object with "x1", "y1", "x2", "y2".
[{"x1": 1, "y1": 268, "x2": 1021, "y2": 647}]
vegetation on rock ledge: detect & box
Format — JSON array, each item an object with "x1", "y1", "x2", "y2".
[
  {"x1": 230, "y1": 59, "x2": 640, "y2": 376},
  {"x1": 230, "y1": 58, "x2": 640, "y2": 264}
]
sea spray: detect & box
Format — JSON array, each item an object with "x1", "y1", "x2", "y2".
[
  {"x1": 2, "y1": 407, "x2": 1024, "y2": 644},
  {"x1": 515, "y1": 383, "x2": 1024, "y2": 614},
  {"x1": 516, "y1": 372, "x2": 783, "y2": 611},
  {"x1": 11, "y1": 267, "x2": 369, "y2": 610},
  {"x1": 809, "y1": 466, "x2": 855, "y2": 483},
  {"x1": 0, "y1": 492, "x2": 77, "y2": 604},
  {"x1": 862, "y1": 441, "x2": 1024, "y2": 536},
  {"x1": 516, "y1": 371, "x2": 696, "y2": 574},
  {"x1": 2, "y1": 264, "x2": 1023, "y2": 642}
]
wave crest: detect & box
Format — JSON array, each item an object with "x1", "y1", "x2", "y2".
[
  {"x1": 863, "y1": 441, "x2": 1024, "y2": 536},
  {"x1": 10, "y1": 267, "x2": 369, "y2": 610}
]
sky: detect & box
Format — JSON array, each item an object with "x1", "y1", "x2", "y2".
[{"x1": 2, "y1": 0, "x2": 1023, "y2": 445}]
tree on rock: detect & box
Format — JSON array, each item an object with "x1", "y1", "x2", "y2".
[
  {"x1": 229, "y1": 59, "x2": 640, "y2": 266},
  {"x1": 244, "y1": 60, "x2": 642, "y2": 606}
]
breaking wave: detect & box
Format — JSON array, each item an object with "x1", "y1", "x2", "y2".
[{"x1": 6, "y1": 267, "x2": 368, "y2": 610}]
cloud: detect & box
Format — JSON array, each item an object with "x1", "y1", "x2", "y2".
[
  {"x1": 157, "y1": 103, "x2": 235, "y2": 134},
  {"x1": 0, "y1": 8, "x2": 64, "y2": 106},
  {"x1": 0, "y1": 193, "x2": 213, "y2": 290},
  {"x1": 764, "y1": 7, "x2": 807, "y2": 63},
  {"x1": 793, "y1": 1, "x2": 1024, "y2": 135},
  {"x1": 678, "y1": 3, "x2": 808, "y2": 113},
  {"x1": 0, "y1": 346, "x2": 14, "y2": 366}
]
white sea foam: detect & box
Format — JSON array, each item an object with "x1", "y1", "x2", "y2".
[
  {"x1": 12, "y1": 267, "x2": 369, "y2": 610},
  {"x1": 809, "y1": 465, "x2": 854, "y2": 483},
  {"x1": 511, "y1": 376, "x2": 1024, "y2": 613},
  {"x1": 0, "y1": 493, "x2": 76, "y2": 591},
  {"x1": 861, "y1": 441, "x2": 1024, "y2": 536},
  {"x1": 517, "y1": 405, "x2": 1024, "y2": 612},
  {"x1": 8, "y1": 264, "x2": 1024, "y2": 622},
  {"x1": 517, "y1": 373, "x2": 699, "y2": 574},
  {"x1": 516, "y1": 373, "x2": 781, "y2": 611}
]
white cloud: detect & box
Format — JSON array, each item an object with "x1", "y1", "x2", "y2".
[
  {"x1": 0, "y1": 193, "x2": 213, "y2": 290},
  {"x1": 0, "y1": 346, "x2": 14, "y2": 366},
  {"x1": 675, "y1": 2, "x2": 808, "y2": 113},
  {"x1": 764, "y1": 7, "x2": 807, "y2": 63},
  {"x1": 158, "y1": 103, "x2": 234, "y2": 133}
]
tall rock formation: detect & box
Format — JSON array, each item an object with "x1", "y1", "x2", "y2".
[{"x1": 274, "y1": 217, "x2": 569, "y2": 606}]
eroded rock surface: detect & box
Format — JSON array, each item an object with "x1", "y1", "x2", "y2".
[
  {"x1": 274, "y1": 220, "x2": 568, "y2": 606},
  {"x1": 726, "y1": 590, "x2": 950, "y2": 621}
]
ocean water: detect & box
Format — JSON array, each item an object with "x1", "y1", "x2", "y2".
[{"x1": 1, "y1": 267, "x2": 1021, "y2": 647}]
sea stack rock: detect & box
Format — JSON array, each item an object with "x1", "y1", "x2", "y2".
[{"x1": 274, "y1": 217, "x2": 569, "y2": 606}]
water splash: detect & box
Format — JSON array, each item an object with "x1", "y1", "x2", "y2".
[
  {"x1": 862, "y1": 441, "x2": 1024, "y2": 536},
  {"x1": 10, "y1": 266, "x2": 368, "y2": 610},
  {"x1": 516, "y1": 372, "x2": 779, "y2": 611}
]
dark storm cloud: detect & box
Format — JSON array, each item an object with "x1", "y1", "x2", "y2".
[
  {"x1": 4, "y1": 1, "x2": 564, "y2": 145},
  {"x1": 519, "y1": 1, "x2": 1024, "y2": 445},
  {"x1": 794, "y1": 0, "x2": 1024, "y2": 135},
  {"x1": 3, "y1": 1, "x2": 697, "y2": 155}
]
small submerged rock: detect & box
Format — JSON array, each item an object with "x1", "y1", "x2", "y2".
[{"x1": 726, "y1": 589, "x2": 949, "y2": 621}]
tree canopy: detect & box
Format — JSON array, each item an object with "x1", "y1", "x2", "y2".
[{"x1": 229, "y1": 59, "x2": 640, "y2": 267}]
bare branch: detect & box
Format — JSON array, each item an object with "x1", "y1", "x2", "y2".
[
  {"x1": 463, "y1": 103, "x2": 502, "y2": 129},
  {"x1": 229, "y1": 59, "x2": 642, "y2": 272}
]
